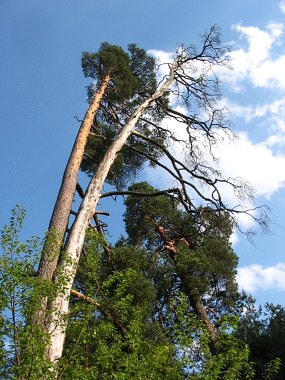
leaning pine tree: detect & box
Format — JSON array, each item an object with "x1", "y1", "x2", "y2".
[
  {"x1": 46, "y1": 50, "x2": 180, "y2": 363},
  {"x1": 36, "y1": 43, "x2": 159, "y2": 323},
  {"x1": 44, "y1": 27, "x2": 266, "y2": 364}
]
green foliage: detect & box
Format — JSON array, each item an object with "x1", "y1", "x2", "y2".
[
  {"x1": 263, "y1": 358, "x2": 282, "y2": 380},
  {"x1": 82, "y1": 42, "x2": 138, "y2": 102},
  {"x1": 124, "y1": 182, "x2": 238, "y2": 311},
  {"x1": 197, "y1": 337, "x2": 254, "y2": 380},
  {"x1": 236, "y1": 296, "x2": 285, "y2": 379},
  {"x1": 0, "y1": 198, "x2": 261, "y2": 380},
  {"x1": 0, "y1": 202, "x2": 275, "y2": 379},
  {"x1": 81, "y1": 124, "x2": 160, "y2": 188},
  {"x1": 82, "y1": 42, "x2": 164, "y2": 110},
  {"x1": 1, "y1": 33, "x2": 277, "y2": 378},
  {"x1": 0, "y1": 206, "x2": 54, "y2": 379},
  {"x1": 80, "y1": 43, "x2": 169, "y2": 189},
  {"x1": 154, "y1": 291, "x2": 254, "y2": 379},
  {"x1": 123, "y1": 181, "x2": 181, "y2": 246},
  {"x1": 54, "y1": 182, "x2": 255, "y2": 378},
  {"x1": 59, "y1": 234, "x2": 182, "y2": 379}
]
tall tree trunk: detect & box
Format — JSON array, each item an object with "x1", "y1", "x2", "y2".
[
  {"x1": 34, "y1": 73, "x2": 110, "y2": 330},
  {"x1": 46, "y1": 61, "x2": 178, "y2": 363},
  {"x1": 38, "y1": 73, "x2": 110, "y2": 282}
]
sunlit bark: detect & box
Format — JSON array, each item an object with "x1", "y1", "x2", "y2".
[
  {"x1": 46, "y1": 60, "x2": 179, "y2": 363},
  {"x1": 36, "y1": 73, "x2": 110, "y2": 324}
]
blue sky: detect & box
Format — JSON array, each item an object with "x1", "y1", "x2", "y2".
[{"x1": 1, "y1": 0, "x2": 285, "y2": 306}]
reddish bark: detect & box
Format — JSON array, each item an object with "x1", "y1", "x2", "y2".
[{"x1": 38, "y1": 73, "x2": 111, "y2": 283}]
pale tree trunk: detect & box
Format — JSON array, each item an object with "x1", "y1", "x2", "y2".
[
  {"x1": 37, "y1": 73, "x2": 111, "y2": 285},
  {"x1": 46, "y1": 61, "x2": 179, "y2": 363}
]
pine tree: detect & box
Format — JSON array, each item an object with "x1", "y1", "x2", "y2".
[
  {"x1": 36, "y1": 42, "x2": 161, "y2": 328},
  {"x1": 35, "y1": 27, "x2": 267, "y2": 366},
  {"x1": 53, "y1": 182, "x2": 254, "y2": 378}
]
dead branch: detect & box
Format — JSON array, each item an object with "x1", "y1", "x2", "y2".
[
  {"x1": 70, "y1": 289, "x2": 100, "y2": 307},
  {"x1": 70, "y1": 289, "x2": 127, "y2": 336}
]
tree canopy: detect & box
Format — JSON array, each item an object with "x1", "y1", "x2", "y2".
[{"x1": 0, "y1": 27, "x2": 277, "y2": 379}]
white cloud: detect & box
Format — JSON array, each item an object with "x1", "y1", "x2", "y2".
[
  {"x1": 149, "y1": 49, "x2": 173, "y2": 64},
  {"x1": 212, "y1": 131, "x2": 285, "y2": 200},
  {"x1": 230, "y1": 230, "x2": 239, "y2": 245},
  {"x1": 148, "y1": 49, "x2": 174, "y2": 78},
  {"x1": 219, "y1": 97, "x2": 285, "y2": 153},
  {"x1": 279, "y1": 1, "x2": 285, "y2": 14},
  {"x1": 221, "y1": 97, "x2": 285, "y2": 124},
  {"x1": 144, "y1": 24, "x2": 285, "y2": 233},
  {"x1": 143, "y1": 118, "x2": 285, "y2": 226},
  {"x1": 219, "y1": 22, "x2": 285, "y2": 91},
  {"x1": 237, "y1": 262, "x2": 285, "y2": 292}
]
